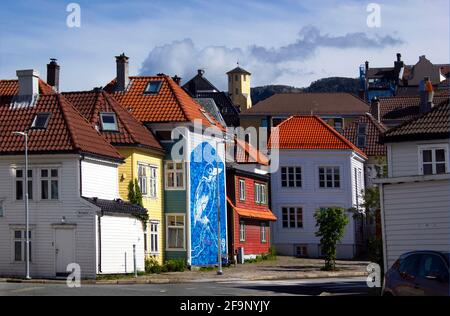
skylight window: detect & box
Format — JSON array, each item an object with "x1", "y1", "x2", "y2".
[
  {"x1": 144, "y1": 81, "x2": 163, "y2": 94},
  {"x1": 31, "y1": 113, "x2": 51, "y2": 129},
  {"x1": 100, "y1": 113, "x2": 118, "y2": 131}
]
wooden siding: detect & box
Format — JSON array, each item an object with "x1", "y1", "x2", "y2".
[{"x1": 382, "y1": 180, "x2": 450, "y2": 268}]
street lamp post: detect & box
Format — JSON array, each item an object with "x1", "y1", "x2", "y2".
[{"x1": 13, "y1": 131, "x2": 30, "y2": 280}]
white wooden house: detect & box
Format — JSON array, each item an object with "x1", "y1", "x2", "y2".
[
  {"x1": 269, "y1": 116, "x2": 367, "y2": 259},
  {"x1": 377, "y1": 99, "x2": 450, "y2": 271},
  {"x1": 0, "y1": 72, "x2": 145, "y2": 279}
]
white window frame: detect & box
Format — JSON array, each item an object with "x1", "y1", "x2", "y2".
[
  {"x1": 418, "y1": 144, "x2": 449, "y2": 175},
  {"x1": 11, "y1": 228, "x2": 32, "y2": 263},
  {"x1": 261, "y1": 223, "x2": 267, "y2": 243},
  {"x1": 318, "y1": 166, "x2": 341, "y2": 189},
  {"x1": 281, "y1": 166, "x2": 302, "y2": 188},
  {"x1": 39, "y1": 168, "x2": 60, "y2": 201},
  {"x1": 166, "y1": 214, "x2": 185, "y2": 251},
  {"x1": 14, "y1": 168, "x2": 33, "y2": 201},
  {"x1": 255, "y1": 182, "x2": 268, "y2": 205},
  {"x1": 281, "y1": 207, "x2": 303, "y2": 229},
  {"x1": 149, "y1": 166, "x2": 158, "y2": 198},
  {"x1": 138, "y1": 164, "x2": 148, "y2": 196},
  {"x1": 239, "y1": 221, "x2": 246, "y2": 242},
  {"x1": 165, "y1": 161, "x2": 185, "y2": 190},
  {"x1": 239, "y1": 179, "x2": 246, "y2": 201},
  {"x1": 149, "y1": 221, "x2": 160, "y2": 255},
  {"x1": 100, "y1": 112, "x2": 118, "y2": 131}
]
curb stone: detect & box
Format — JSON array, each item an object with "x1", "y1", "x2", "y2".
[{"x1": 1, "y1": 271, "x2": 367, "y2": 285}]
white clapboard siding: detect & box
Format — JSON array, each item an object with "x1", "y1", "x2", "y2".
[
  {"x1": 0, "y1": 155, "x2": 97, "y2": 279},
  {"x1": 271, "y1": 149, "x2": 365, "y2": 259},
  {"x1": 383, "y1": 180, "x2": 450, "y2": 268},
  {"x1": 97, "y1": 214, "x2": 145, "y2": 274},
  {"x1": 81, "y1": 158, "x2": 119, "y2": 200}
]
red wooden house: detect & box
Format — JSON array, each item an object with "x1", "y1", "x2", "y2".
[{"x1": 226, "y1": 139, "x2": 277, "y2": 261}]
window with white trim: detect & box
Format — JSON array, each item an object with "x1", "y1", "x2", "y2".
[
  {"x1": 15, "y1": 169, "x2": 33, "y2": 201},
  {"x1": 13, "y1": 230, "x2": 32, "y2": 262},
  {"x1": 165, "y1": 162, "x2": 184, "y2": 189},
  {"x1": 138, "y1": 164, "x2": 148, "y2": 195},
  {"x1": 240, "y1": 222, "x2": 246, "y2": 242},
  {"x1": 100, "y1": 113, "x2": 118, "y2": 131},
  {"x1": 282, "y1": 207, "x2": 303, "y2": 228},
  {"x1": 40, "y1": 169, "x2": 59, "y2": 200},
  {"x1": 149, "y1": 166, "x2": 158, "y2": 198},
  {"x1": 319, "y1": 167, "x2": 340, "y2": 188},
  {"x1": 261, "y1": 223, "x2": 267, "y2": 243},
  {"x1": 281, "y1": 167, "x2": 302, "y2": 187},
  {"x1": 419, "y1": 146, "x2": 448, "y2": 175},
  {"x1": 167, "y1": 215, "x2": 185, "y2": 250},
  {"x1": 239, "y1": 179, "x2": 246, "y2": 201},
  {"x1": 255, "y1": 182, "x2": 268, "y2": 205},
  {"x1": 150, "y1": 221, "x2": 159, "y2": 254}
]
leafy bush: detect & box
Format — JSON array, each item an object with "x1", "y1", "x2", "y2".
[
  {"x1": 164, "y1": 259, "x2": 186, "y2": 272},
  {"x1": 145, "y1": 256, "x2": 162, "y2": 274}
]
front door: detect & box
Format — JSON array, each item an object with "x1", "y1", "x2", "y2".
[{"x1": 55, "y1": 228, "x2": 75, "y2": 276}]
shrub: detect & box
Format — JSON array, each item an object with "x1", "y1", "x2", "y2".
[
  {"x1": 164, "y1": 259, "x2": 186, "y2": 272},
  {"x1": 145, "y1": 256, "x2": 162, "y2": 274}
]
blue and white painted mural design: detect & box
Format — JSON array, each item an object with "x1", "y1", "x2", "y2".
[{"x1": 190, "y1": 142, "x2": 227, "y2": 266}]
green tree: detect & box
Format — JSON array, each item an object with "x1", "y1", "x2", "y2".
[
  {"x1": 314, "y1": 207, "x2": 349, "y2": 271},
  {"x1": 128, "y1": 179, "x2": 143, "y2": 207}
]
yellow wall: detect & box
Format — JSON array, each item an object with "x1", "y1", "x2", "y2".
[
  {"x1": 117, "y1": 148, "x2": 165, "y2": 264},
  {"x1": 228, "y1": 72, "x2": 252, "y2": 110}
]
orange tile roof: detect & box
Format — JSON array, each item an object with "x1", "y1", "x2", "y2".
[
  {"x1": 269, "y1": 116, "x2": 367, "y2": 158},
  {"x1": 0, "y1": 79, "x2": 55, "y2": 96},
  {"x1": 0, "y1": 93, "x2": 122, "y2": 160},
  {"x1": 227, "y1": 198, "x2": 276, "y2": 221},
  {"x1": 63, "y1": 90, "x2": 163, "y2": 152},
  {"x1": 105, "y1": 75, "x2": 225, "y2": 129}
]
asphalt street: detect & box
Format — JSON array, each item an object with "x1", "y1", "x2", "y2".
[{"x1": 0, "y1": 277, "x2": 371, "y2": 296}]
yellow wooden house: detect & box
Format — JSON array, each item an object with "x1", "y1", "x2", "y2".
[{"x1": 64, "y1": 90, "x2": 166, "y2": 263}]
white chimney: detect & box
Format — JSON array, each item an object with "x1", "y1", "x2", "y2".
[
  {"x1": 16, "y1": 69, "x2": 40, "y2": 96},
  {"x1": 115, "y1": 53, "x2": 129, "y2": 91}
]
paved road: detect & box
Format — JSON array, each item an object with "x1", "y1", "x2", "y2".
[{"x1": 0, "y1": 277, "x2": 371, "y2": 296}]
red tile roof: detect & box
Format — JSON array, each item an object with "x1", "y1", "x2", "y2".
[
  {"x1": 343, "y1": 113, "x2": 387, "y2": 157},
  {"x1": 269, "y1": 116, "x2": 367, "y2": 158},
  {"x1": 105, "y1": 75, "x2": 224, "y2": 129},
  {"x1": 227, "y1": 198, "x2": 276, "y2": 221},
  {"x1": 63, "y1": 90, "x2": 163, "y2": 152},
  {"x1": 0, "y1": 93, "x2": 122, "y2": 160},
  {"x1": 0, "y1": 79, "x2": 55, "y2": 96}
]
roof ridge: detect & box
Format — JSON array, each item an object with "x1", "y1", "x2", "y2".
[
  {"x1": 365, "y1": 113, "x2": 388, "y2": 133},
  {"x1": 165, "y1": 76, "x2": 190, "y2": 122},
  {"x1": 57, "y1": 94, "x2": 79, "y2": 151}
]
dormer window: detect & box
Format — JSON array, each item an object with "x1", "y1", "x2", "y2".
[
  {"x1": 145, "y1": 81, "x2": 163, "y2": 94},
  {"x1": 100, "y1": 113, "x2": 118, "y2": 131},
  {"x1": 31, "y1": 113, "x2": 51, "y2": 129}
]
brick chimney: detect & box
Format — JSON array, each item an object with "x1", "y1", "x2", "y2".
[
  {"x1": 115, "y1": 53, "x2": 129, "y2": 91},
  {"x1": 370, "y1": 97, "x2": 381, "y2": 122},
  {"x1": 172, "y1": 75, "x2": 182, "y2": 85},
  {"x1": 47, "y1": 58, "x2": 60, "y2": 92},
  {"x1": 16, "y1": 69, "x2": 40, "y2": 96}
]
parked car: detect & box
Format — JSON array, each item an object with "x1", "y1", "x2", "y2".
[{"x1": 383, "y1": 251, "x2": 450, "y2": 296}]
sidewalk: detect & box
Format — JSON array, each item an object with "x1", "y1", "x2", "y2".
[{"x1": 2, "y1": 256, "x2": 369, "y2": 285}]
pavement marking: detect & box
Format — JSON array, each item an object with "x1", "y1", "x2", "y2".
[{"x1": 10, "y1": 287, "x2": 45, "y2": 293}]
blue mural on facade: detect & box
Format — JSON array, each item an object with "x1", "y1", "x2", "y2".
[{"x1": 190, "y1": 142, "x2": 227, "y2": 266}]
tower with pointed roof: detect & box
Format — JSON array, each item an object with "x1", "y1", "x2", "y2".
[{"x1": 227, "y1": 64, "x2": 252, "y2": 110}]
